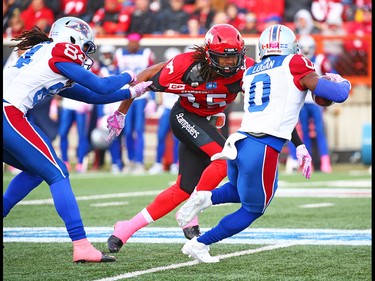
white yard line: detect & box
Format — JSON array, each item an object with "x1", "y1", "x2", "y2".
[
  {"x1": 17, "y1": 183, "x2": 372, "y2": 206},
  {"x1": 91, "y1": 243, "x2": 298, "y2": 281}
]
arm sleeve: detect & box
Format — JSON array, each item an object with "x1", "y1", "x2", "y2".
[
  {"x1": 313, "y1": 78, "x2": 350, "y2": 103},
  {"x1": 58, "y1": 84, "x2": 131, "y2": 104},
  {"x1": 55, "y1": 62, "x2": 133, "y2": 95},
  {"x1": 291, "y1": 127, "x2": 303, "y2": 147}
]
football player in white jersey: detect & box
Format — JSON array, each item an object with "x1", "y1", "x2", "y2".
[
  {"x1": 176, "y1": 24, "x2": 351, "y2": 263},
  {"x1": 3, "y1": 16, "x2": 151, "y2": 263}
]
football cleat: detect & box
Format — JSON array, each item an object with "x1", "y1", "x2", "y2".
[
  {"x1": 107, "y1": 235, "x2": 124, "y2": 253},
  {"x1": 73, "y1": 238, "x2": 116, "y2": 263},
  {"x1": 182, "y1": 225, "x2": 201, "y2": 240},
  {"x1": 176, "y1": 191, "x2": 212, "y2": 227},
  {"x1": 74, "y1": 253, "x2": 116, "y2": 263},
  {"x1": 181, "y1": 237, "x2": 219, "y2": 263}
]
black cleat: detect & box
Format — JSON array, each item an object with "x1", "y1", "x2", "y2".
[
  {"x1": 183, "y1": 225, "x2": 201, "y2": 240},
  {"x1": 107, "y1": 235, "x2": 123, "y2": 253}
]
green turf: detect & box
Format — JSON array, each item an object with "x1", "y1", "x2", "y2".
[{"x1": 3, "y1": 164, "x2": 372, "y2": 281}]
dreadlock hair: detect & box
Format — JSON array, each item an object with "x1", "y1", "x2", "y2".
[
  {"x1": 191, "y1": 45, "x2": 220, "y2": 82},
  {"x1": 11, "y1": 26, "x2": 53, "y2": 51}
]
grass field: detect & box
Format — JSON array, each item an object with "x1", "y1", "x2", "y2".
[{"x1": 3, "y1": 164, "x2": 371, "y2": 281}]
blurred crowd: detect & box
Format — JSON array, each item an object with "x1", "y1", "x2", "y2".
[
  {"x1": 3, "y1": 0, "x2": 372, "y2": 39},
  {"x1": 3, "y1": 0, "x2": 372, "y2": 175}
]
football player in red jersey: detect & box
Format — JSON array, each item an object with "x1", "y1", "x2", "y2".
[{"x1": 106, "y1": 24, "x2": 312, "y2": 253}]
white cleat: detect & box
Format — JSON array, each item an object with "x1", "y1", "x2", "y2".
[
  {"x1": 176, "y1": 191, "x2": 212, "y2": 227},
  {"x1": 182, "y1": 237, "x2": 219, "y2": 263}
]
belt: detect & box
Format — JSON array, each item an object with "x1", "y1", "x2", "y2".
[{"x1": 246, "y1": 132, "x2": 267, "y2": 137}]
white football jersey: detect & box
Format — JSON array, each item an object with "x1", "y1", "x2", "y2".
[
  {"x1": 114, "y1": 47, "x2": 155, "y2": 100},
  {"x1": 239, "y1": 54, "x2": 315, "y2": 140},
  {"x1": 3, "y1": 41, "x2": 84, "y2": 114}
]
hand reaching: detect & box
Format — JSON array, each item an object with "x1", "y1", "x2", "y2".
[
  {"x1": 106, "y1": 110, "x2": 126, "y2": 142},
  {"x1": 296, "y1": 144, "x2": 312, "y2": 179},
  {"x1": 129, "y1": 81, "x2": 153, "y2": 99}
]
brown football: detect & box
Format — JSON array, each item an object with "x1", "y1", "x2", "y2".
[{"x1": 311, "y1": 75, "x2": 335, "y2": 106}]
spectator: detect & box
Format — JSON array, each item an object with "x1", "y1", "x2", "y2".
[
  {"x1": 154, "y1": 0, "x2": 190, "y2": 35},
  {"x1": 127, "y1": 0, "x2": 157, "y2": 34},
  {"x1": 187, "y1": 17, "x2": 206, "y2": 35},
  {"x1": 344, "y1": 4, "x2": 372, "y2": 53},
  {"x1": 4, "y1": 10, "x2": 25, "y2": 38},
  {"x1": 114, "y1": 33, "x2": 157, "y2": 174},
  {"x1": 224, "y1": 2, "x2": 246, "y2": 31},
  {"x1": 91, "y1": 0, "x2": 131, "y2": 36},
  {"x1": 3, "y1": 0, "x2": 22, "y2": 32},
  {"x1": 283, "y1": 0, "x2": 312, "y2": 22},
  {"x1": 262, "y1": 14, "x2": 282, "y2": 30},
  {"x1": 20, "y1": 0, "x2": 55, "y2": 32},
  {"x1": 244, "y1": 0, "x2": 285, "y2": 25},
  {"x1": 311, "y1": 0, "x2": 344, "y2": 25},
  {"x1": 190, "y1": 0, "x2": 216, "y2": 33},
  {"x1": 42, "y1": 0, "x2": 61, "y2": 18},
  {"x1": 286, "y1": 35, "x2": 334, "y2": 174},
  {"x1": 210, "y1": 11, "x2": 228, "y2": 25},
  {"x1": 149, "y1": 0, "x2": 170, "y2": 12},
  {"x1": 293, "y1": 9, "x2": 321, "y2": 35},
  {"x1": 239, "y1": 12, "x2": 258, "y2": 34},
  {"x1": 57, "y1": 0, "x2": 103, "y2": 23}
]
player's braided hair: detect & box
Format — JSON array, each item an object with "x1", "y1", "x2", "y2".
[
  {"x1": 11, "y1": 26, "x2": 53, "y2": 51},
  {"x1": 192, "y1": 45, "x2": 220, "y2": 81}
]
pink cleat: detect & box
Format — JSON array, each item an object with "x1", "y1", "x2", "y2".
[{"x1": 73, "y1": 238, "x2": 115, "y2": 263}]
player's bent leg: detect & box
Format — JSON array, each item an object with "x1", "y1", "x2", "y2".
[{"x1": 108, "y1": 210, "x2": 151, "y2": 253}]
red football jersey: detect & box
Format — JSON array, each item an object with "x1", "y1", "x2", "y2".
[{"x1": 149, "y1": 52, "x2": 255, "y2": 117}]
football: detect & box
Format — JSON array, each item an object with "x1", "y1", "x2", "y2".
[
  {"x1": 90, "y1": 128, "x2": 112, "y2": 149},
  {"x1": 311, "y1": 75, "x2": 335, "y2": 107}
]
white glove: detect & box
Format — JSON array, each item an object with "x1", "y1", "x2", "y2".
[
  {"x1": 325, "y1": 73, "x2": 352, "y2": 89},
  {"x1": 122, "y1": 70, "x2": 137, "y2": 84},
  {"x1": 129, "y1": 81, "x2": 153, "y2": 99},
  {"x1": 296, "y1": 144, "x2": 312, "y2": 179}
]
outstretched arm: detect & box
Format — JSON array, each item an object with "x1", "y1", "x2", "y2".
[
  {"x1": 56, "y1": 62, "x2": 135, "y2": 94},
  {"x1": 117, "y1": 62, "x2": 166, "y2": 114}
]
